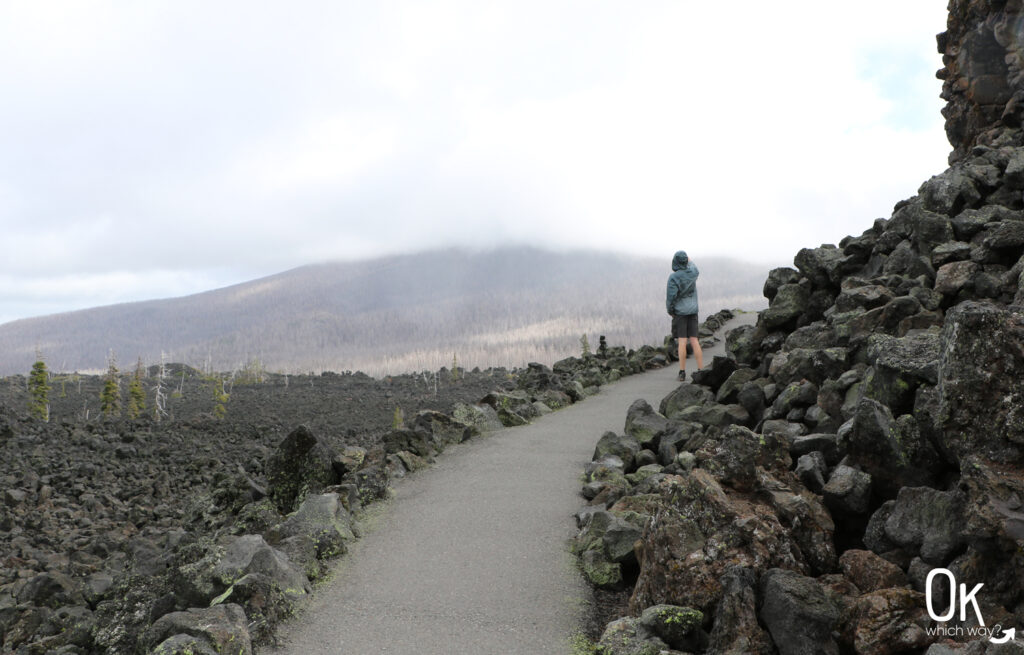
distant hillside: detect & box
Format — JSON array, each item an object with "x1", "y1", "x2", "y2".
[{"x1": 0, "y1": 247, "x2": 771, "y2": 376}]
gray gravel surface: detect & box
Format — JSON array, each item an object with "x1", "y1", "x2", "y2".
[{"x1": 265, "y1": 313, "x2": 755, "y2": 654}]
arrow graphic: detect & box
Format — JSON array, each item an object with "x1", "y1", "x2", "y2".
[{"x1": 991, "y1": 627, "x2": 1016, "y2": 644}]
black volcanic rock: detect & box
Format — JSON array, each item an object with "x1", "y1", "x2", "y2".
[
  {"x1": 143, "y1": 604, "x2": 252, "y2": 655},
  {"x1": 939, "y1": 2, "x2": 1024, "y2": 162},
  {"x1": 763, "y1": 267, "x2": 800, "y2": 302},
  {"x1": 936, "y1": 301, "x2": 1024, "y2": 465},
  {"x1": 759, "y1": 568, "x2": 840, "y2": 655},
  {"x1": 689, "y1": 355, "x2": 738, "y2": 391},
  {"x1": 266, "y1": 425, "x2": 338, "y2": 513},
  {"x1": 761, "y1": 283, "x2": 810, "y2": 331}
]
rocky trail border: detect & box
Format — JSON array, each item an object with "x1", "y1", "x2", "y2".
[
  {"x1": 263, "y1": 312, "x2": 752, "y2": 655},
  {"x1": 0, "y1": 314, "x2": 737, "y2": 654}
]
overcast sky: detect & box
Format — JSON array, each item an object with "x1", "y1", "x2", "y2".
[{"x1": 0, "y1": 1, "x2": 951, "y2": 325}]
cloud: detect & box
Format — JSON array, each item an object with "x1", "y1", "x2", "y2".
[
  {"x1": 0, "y1": 269, "x2": 232, "y2": 325},
  {"x1": 0, "y1": 0, "x2": 953, "y2": 322}
]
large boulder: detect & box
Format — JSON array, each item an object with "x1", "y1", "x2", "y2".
[
  {"x1": 863, "y1": 332, "x2": 941, "y2": 415},
  {"x1": 884, "y1": 240, "x2": 937, "y2": 280},
  {"x1": 637, "y1": 604, "x2": 706, "y2": 652},
  {"x1": 883, "y1": 486, "x2": 965, "y2": 566},
  {"x1": 691, "y1": 402, "x2": 750, "y2": 428},
  {"x1": 213, "y1": 534, "x2": 310, "y2": 598},
  {"x1": 771, "y1": 380, "x2": 819, "y2": 419},
  {"x1": 726, "y1": 323, "x2": 763, "y2": 365},
  {"x1": 763, "y1": 267, "x2": 801, "y2": 301},
  {"x1": 593, "y1": 431, "x2": 641, "y2": 473},
  {"x1": 794, "y1": 451, "x2": 828, "y2": 494},
  {"x1": 935, "y1": 260, "x2": 982, "y2": 297},
  {"x1": 759, "y1": 568, "x2": 840, "y2": 655},
  {"x1": 267, "y1": 493, "x2": 355, "y2": 561},
  {"x1": 659, "y1": 383, "x2": 714, "y2": 419},
  {"x1": 763, "y1": 475, "x2": 837, "y2": 575},
  {"x1": 350, "y1": 465, "x2": 391, "y2": 505},
  {"x1": 143, "y1": 604, "x2": 252, "y2": 655},
  {"x1": 412, "y1": 410, "x2": 476, "y2": 446},
  {"x1": 572, "y1": 509, "x2": 642, "y2": 589},
  {"x1": 690, "y1": 355, "x2": 739, "y2": 392},
  {"x1": 629, "y1": 472, "x2": 817, "y2": 615},
  {"x1": 266, "y1": 425, "x2": 338, "y2": 513},
  {"x1": 715, "y1": 367, "x2": 759, "y2": 404},
  {"x1": 382, "y1": 429, "x2": 435, "y2": 459},
  {"x1": 603, "y1": 515, "x2": 643, "y2": 565},
  {"x1": 762, "y1": 284, "x2": 811, "y2": 330},
  {"x1": 845, "y1": 588, "x2": 933, "y2": 655},
  {"x1": 656, "y1": 421, "x2": 707, "y2": 466},
  {"x1": 919, "y1": 168, "x2": 981, "y2": 216},
  {"x1": 696, "y1": 424, "x2": 764, "y2": 492},
  {"x1": 479, "y1": 391, "x2": 535, "y2": 426},
  {"x1": 833, "y1": 296, "x2": 931, "y2": 344},
  {"x1": 839, "y1": 549, "x2": 908, "y2": 593},
  {"x1": 769, "y1": 347, "x2": 848, "y2": 387},
  {"x1": 937, "y1": 457, "x2": 1024, "y2": 615},
  {"x1": 451, "y1": 402, "x2": 504, "y2": 433},
  {"x1": 595, "y1": 617, "x2": 669, "y2": 655},
  {"x1": 795, "y1": 245, "x2": 846, "y2": 290},
  {"x1": 982, "y1": 220, "x2": 1024, "y2": 253},
  {"x1": 791, "y1": 433, "x2": 842, "y2": 466},
  {"x1": 936, "y1": 301, "x2": 1024, "y2": 465},
  {"x1": 843, "y1": 398, "x2": 943, "y2": 496},
  {"x1": 579, "y1": 549, "x2": 622, "y2": 589},
  {"x1": 822, "y1": 464, "x2": 872, "y2": 516},
  {"x1": 706, "y1": 567, "x2": 775, "y2": 654},
  {"x1": 931, "y1": 241, "x2": 972, "y2": 267},
  {"x1": 624, "y1": 399, "x2": 670, "y2": 449},
  {"x1": 835, "y1": 282, "x2": 895, "y2": 313}
]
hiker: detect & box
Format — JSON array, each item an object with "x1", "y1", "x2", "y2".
[{"x1": 666, "y1": 250, "x2": 703, "y2": 381}]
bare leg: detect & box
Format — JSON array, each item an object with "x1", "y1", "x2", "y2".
[
  {"x1": 689, "y1": 337, "x2": 703, "y2": 370},
  {"x1": 677, "y1": 338, "x2": 687, "y2": 371}
]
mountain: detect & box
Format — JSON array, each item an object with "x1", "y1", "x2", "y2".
[{"x1": 0, "y1": 247, "x2": 772, "y2": 376}]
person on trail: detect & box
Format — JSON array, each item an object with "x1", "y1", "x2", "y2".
[{"x1": 666, "y1": 250, "x2": 703, "y2": 381}]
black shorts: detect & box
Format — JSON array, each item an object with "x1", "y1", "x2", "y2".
[{"x1": 671, "y1": 314, "x2": 699, "y2": 339}]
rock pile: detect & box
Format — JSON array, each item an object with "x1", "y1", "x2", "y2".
[
  {"x1": 574, "y1": 4, "x2": 1024, "y2": 653},
  {"x1": 0, "y1": 331, "x2": 683, "y2": 653}
]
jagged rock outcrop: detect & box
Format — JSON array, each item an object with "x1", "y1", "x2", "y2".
[
  {"x1": 940, "y1": 0, "x2": 1024, "y2": 163},
  {"x1": 575, "y1": 6, "x2": 1024, "y2": 650}
]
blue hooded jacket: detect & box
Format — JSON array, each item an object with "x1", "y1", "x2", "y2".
[{"x1": 666, "y1": 250, "x2": 699, "y2": 316}]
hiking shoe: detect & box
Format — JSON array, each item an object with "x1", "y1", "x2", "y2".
[{"x1": 677, "y1": 370, "x2": 686, "y2": 381}]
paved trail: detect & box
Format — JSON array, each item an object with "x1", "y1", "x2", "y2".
[{"x1": 266, "y1": 313, "x2": 756, "y2": 655}]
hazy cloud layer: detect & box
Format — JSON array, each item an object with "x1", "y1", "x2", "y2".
[{"x1": 0, "y1": 1, "x2": 950, "y2": 324}]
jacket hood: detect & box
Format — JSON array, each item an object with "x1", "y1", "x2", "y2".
[{"x1": 672, "y1": 250, "x2": 689, "y2": 271}]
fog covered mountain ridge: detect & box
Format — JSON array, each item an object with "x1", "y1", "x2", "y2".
[{"x1": 0, "y1": 247, "x2": 770, "y2": 376}]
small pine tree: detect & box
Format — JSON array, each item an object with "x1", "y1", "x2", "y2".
[
  {"x1": 28, "y1": 360, "x2": 51, "y2": 421},
  {"x1": 392, "y1": 405, "x2": 405, "y2": 429},
  {"x1": 451, "y1": 353, "x2": 460, "y2": 381},
  {"x1": 580, "y1": 333, "x2": 592, "y2": 357},
  {"x1": 127, "y1": 358, "x2": 146, "y2": 419},
  {"x1": 100, "y1": 352, "x2": 122, "y2": 418}
]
